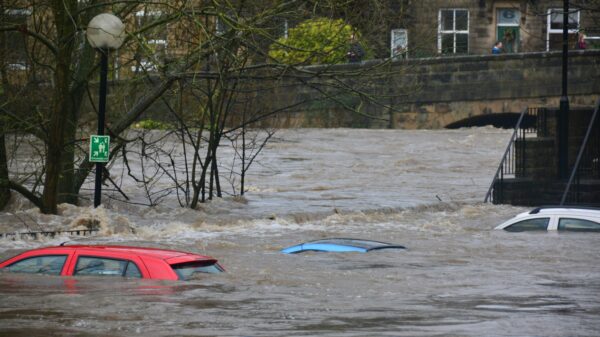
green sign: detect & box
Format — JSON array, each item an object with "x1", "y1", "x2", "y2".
[{"x1": 89, "y1": 135, "x2": 110, "y2": 162}]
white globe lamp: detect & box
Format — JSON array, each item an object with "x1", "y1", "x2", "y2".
[{"x1": 86, "y1": 13, "x2": 125, "y2": 50}]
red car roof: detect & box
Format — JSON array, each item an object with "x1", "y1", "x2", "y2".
[{"x1": 27, "y1": 245, "x2": 212, "y2": 261}]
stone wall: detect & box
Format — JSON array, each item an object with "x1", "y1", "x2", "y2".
[
  {"x1": 112, "y1": 50, "x2": 600, "y2": 130},
  {"x1": 242, "y1": 50, "x2": 600, "y2": 129}
]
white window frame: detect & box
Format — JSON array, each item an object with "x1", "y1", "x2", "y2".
[
  {"x1": 283, "y1": 19, "x2": 289, "y2": 39},
  {"x1": 584, "y1": 36, "x2": 600, "y2": 48},
  {"x1": 216, "y1": 16, "x2": 226, "y2": 35},
  {"x1": 132, "y1": 10, "x2": 167, "y2": 72},
  {"x1": 438, "y1": 9, "x2": 469, "y2": 54},
  {"x1": 136, "y1": 10, "x2": 163, "y2": 17},
  {"x1": 4, "y1": 8, "x2": 32, "y2": 15},
  {"x1": 4, "y1": 8, "x2": 31, "y2": 70},
  {"x1": 546, "y1": 8, "x2": 580, "y2": 51},
  {"x1": 390, "y1": 29, "x2": 408, "y2": 59}
]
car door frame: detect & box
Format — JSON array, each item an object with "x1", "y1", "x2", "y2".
[
  {"x1": 554, "y1": 215, "x2": 600, "y2": 231},
  {"x1": 497, "y1": 215, "x2": 554, "y2": 230},
  {"x1": 65, "y1": 249, "x2": 150, "y2": 278},
  {"x1": 0, "y1": 248, "x2": 76, "y2": 276}
]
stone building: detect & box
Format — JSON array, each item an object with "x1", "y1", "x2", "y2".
[
  {"x1": 122, "y1": 1, "x2": 600, "y2": 65},
  {"x1": 397, "y1": 0, "x2": 600, "y2": 58},
  {"x1": 3, "y1": 1, "x2": 599, "y2": 74}
]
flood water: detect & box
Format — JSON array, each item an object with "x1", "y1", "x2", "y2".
[{"x1": 1, "y1": 128, "x2": 599, "y2": 336}]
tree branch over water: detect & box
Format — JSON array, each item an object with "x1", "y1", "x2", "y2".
[{"x1": 1, "y1": 0, "x2": 417, "y2": 213}]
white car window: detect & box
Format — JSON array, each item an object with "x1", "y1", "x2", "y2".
[
  {"x1": 558, "y1": 218, "x2": 600, "y2": 231},
  {"x1": 505, "y1": 217, "x2": 550, "y2": 232}
]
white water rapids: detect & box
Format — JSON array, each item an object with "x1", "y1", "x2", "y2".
[{"x1": 1, "y1": 128, "x2": 599, "y2": 336}]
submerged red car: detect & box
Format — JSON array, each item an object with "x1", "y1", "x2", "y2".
[{"x1": 0, "y1": 245, "x2": 224, "y2": 281}]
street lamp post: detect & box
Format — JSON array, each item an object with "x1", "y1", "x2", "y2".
[{"x1": 86, "y1": 13, "x2": 125, "y2": 207}]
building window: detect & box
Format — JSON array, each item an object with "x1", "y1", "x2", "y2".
[
  {"x1": 390, "y1": 29, "x2": 408, "y2": 59},
  {"x1": 282, "y1": 19, "x2": 289, "y2": 39},
  {"x1": 132, "y1": 10, "x2": 167, "y2": 72},
  {"x1": 546, "y1": 8, "x2": 580, "y2": 51},
  {"x1": 497, "y1": 8, "x2": 521, "y2": 53},
  {"x1": 438, "y1": 9, "x2": 469, "y2": 55},
  {"x1": 3, "y1": 9, "x2": 31, "y2": 70},
  {"x1": 215, "y1": 16, "x2": 226, "y2": 35}
]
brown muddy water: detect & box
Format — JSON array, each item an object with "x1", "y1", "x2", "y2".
[{"x1": 1, "y1": 128, "x2": 599, "y2": 336}]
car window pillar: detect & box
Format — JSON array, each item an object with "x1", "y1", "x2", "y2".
[
  {"x1": 62, "y1": 251, "x2": 77, "y2": 276},
  {"x1": 547, "y1": 216, "x2": 559, "y2": 231}
]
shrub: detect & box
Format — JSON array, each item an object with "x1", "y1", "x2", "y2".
[{"x1": 269, "y1": 18, "x2": 368, "y2": 65}]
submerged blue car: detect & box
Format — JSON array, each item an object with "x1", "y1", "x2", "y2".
[{"x1": 281, "y1": 238, "x2": 406, "y2": 254}]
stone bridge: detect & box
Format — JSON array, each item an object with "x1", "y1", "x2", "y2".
[
  {"x1": 248, "y1": 50, "x2": 600, "y2": 129},
  {"x1": 128, "y1": 50, "x2": 600, "y2": 129}
]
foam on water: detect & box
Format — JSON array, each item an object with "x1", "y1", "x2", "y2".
[{"x1": 2, "y1": 128, "x2": 600, "y2": 336}]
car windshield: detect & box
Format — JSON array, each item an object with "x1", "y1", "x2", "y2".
[{"x1": 171, "y1": 261, "x2": 224, "y2": 280}]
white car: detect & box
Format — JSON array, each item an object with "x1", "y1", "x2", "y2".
[{"x1": 495, "y1": 207, "x2": 600, "y2": 232}]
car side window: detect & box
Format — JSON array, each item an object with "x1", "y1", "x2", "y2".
[
  {"x1": 5, "y1": 255, "x2": 67, "y2": 275},
  {"x1": 558, "y1": 218, "x2": 600, "y2": 231},
  {"x1": 124, "y1": 261, "x2": 142, "y2": 278},
  {"x1": 74, "y1": 256, "x2": 141, "y2": 278},
  {"x1": 505, "y1": 217, "x2": 550, "y2": 232}
]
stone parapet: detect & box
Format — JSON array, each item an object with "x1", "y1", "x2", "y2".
[
  {"x1": 79, "y1": 50, "x2": 600, "y2": 130},
  {"x1": 248, "y1": 50, "x2": 600, "y2": 129}
]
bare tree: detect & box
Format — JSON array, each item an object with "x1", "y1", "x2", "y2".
[{"x1": 1, "y1": 0, "x2": 417, "y2": 213}]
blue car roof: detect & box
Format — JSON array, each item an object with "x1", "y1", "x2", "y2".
[{"x1": 281, "y1": 238, "x2": 406, "y2": 254}]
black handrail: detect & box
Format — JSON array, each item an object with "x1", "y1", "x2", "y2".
[
  {"x1": 484, "y1": 107, "x2": 529, "y2": 203},
  {"x1": 560, "y1": 98, "x2": 600, "y2": 205}
]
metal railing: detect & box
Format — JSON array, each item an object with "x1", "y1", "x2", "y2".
[
  {"x1": 0, "y1": 229, "x2": 99, "y2": 240},
  {"x1": 484, "y1": 107, "x2": 544, "y2": 203},
  {"x1": 560, "y1": 99, "x2": 600, "y2": 205}
]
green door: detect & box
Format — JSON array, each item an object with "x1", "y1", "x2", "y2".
[{"x1": 497, "y1": 26, "x2": 519, "y2": 53}]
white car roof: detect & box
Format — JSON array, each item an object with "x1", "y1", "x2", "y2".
[
  {"x1": 526, "y1": 207, "x2": 600, "y2": 217},
  {"x1": 495, "y1": 206, "x2": 600, "y2": 230}
]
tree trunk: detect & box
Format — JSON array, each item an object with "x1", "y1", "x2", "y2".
[
  {"x1": 41, "y1": 0, "x2": 77, "y2": 214},
  {"x1": 0, "y1": 134, "x2": 10, "y2": 209},
  {"x1": 57, "y1": 80, "x2": 90, "y2": 205},
  {"x1": 0, "y1": 0, "x2": 10, "y2": 209},
  {"x1": 57, "y1": 29, "x2": 97, "y2": 205}
]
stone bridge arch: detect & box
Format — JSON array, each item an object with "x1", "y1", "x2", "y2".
[{"x1": 444, "y1": 112, "x2": 536, "y2": 129}]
